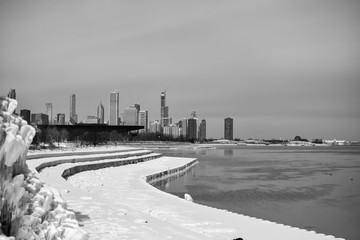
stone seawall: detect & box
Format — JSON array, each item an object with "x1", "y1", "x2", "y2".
[
  {"x1": 32, "y1": 150, "x2": 160, "y2": 173},
  {"x1": 61, "y1": 153, "x2": 162, "y2": 179},
  {"x1": 146, "y1": 159, "x2": 198, "y2": 184}
]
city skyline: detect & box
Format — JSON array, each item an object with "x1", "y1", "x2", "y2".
[{"x1": 1, "y1": 1, "x2": 359, "y2": 140}]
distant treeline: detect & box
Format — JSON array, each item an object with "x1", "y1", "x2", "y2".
[{"x1": 32, "y1": 128, "x2": 205, "y2": 148}]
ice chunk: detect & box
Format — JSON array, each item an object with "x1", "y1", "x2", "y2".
[{"x1": 184, "y1": 193, "x2": 193, "y2": 202}]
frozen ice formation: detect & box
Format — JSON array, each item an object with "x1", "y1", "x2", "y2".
[
  {"x1": 0, "y1": 97, "x2": 89, "y2": 240},
  {"x1": 184, "y1": 193, "x2": 193, "y2": 202}
]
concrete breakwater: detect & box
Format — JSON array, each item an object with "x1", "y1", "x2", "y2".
[{"x1": 146, "y1": 159, "x2": 198, "y2": 184}]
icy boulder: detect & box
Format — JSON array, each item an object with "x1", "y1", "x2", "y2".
[
  {"x1": 184, "y1": 193, "x2": 193, "y2": 202},
  {"x1": 0, "y1": 97, "x2": 89, "y2": 240}
]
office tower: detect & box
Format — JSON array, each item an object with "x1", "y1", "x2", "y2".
[
  {"x1": 31, "y1": 113, "x2": 49, "y2": 125},
  {"x1": 134, "y1": 103, "x2": 140, "y2": 113},
  {"x1": 199, "y1": 119, "x2": 206, "y2": 141},
  {"x1": 20, "y1": 109, "x2": 31, "y2": 123},
  {"x1": 7, "y1": 89, "x2": 16, "y2": 99},
  {"x1": 224, "y1": 117, "x2": 233, "y2": 140},
  {"x1": 164, "y1": 123, "x2": 180, "y2": 138},
  {"x1": 160, "y1": 91, "x2": 170, "y2": 130},
  {"x1": 180, "y1": 118, "x2": 188, "y2": 138},
  {"x1": 45, "y1": 103, "x2": 53, "y2": 124},
  {"x1": 187, "y1": 118, "x2": 197, "y2": 140},
  {"x1": 109, "y1": 90, "x2": 120, "y2": 125},
  {"x1": 139, "y1": 110, "x2": 148, "y2": 132},
  {"x1": 150, "y1": 120, "x2": 161, "y2": 133},
  {"x1": 123, "y1": 105, "x2": 138, "y2": 125},
  {"x1": 57, "y1": 113, "x2": 65, "y2": 125},
  {"x1": 97, "y1": 102, "x2": 105, "y2": 124},
  {"x1": 69, "y1": 94, "x2": 77, "y2": 124}
]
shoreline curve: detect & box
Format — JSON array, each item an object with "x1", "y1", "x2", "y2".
[{"x1": 28, "y1": 146, "x2": 345, "y2": 240}]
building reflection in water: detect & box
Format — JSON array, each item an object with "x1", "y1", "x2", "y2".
[{"x1": 224, "y1": 149, "x2": 233, "y2": 156}]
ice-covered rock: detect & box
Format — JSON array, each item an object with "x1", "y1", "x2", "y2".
[
  {"x1": 0, "y1": 97, "x2": 89, "y2": 240},
  {"x1": 184, "y1": 193, "x2": 193, "y2": 202}
]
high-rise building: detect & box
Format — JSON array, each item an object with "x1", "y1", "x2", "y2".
[
  {"x1": 31, "y1": 113, "x2": 49, "y2": 125},
  {"x1": 57, "y1": 113, "x2": 65, "y2": 125},
  {"x1": 7, "y1": 89, "x2": 16, "y2": 99},
  {"x1": 20, "y1": 109, "x2": 31, "y2": 123},
  {"x1": 160, "y1": 91, "x2": 170, "y2": 130},
  {"x1": 45, "y1": 103, "x2": 53, "y2": 124},
  {"x1": 69, "y1": 94, "x2": 77, "y2": 124},
  {"x1": 109, "y1": 90, "x2": 120, "y2": 125},
  {"x1": 224, "y1": 117, "x2": 233, "y2": 140},
  {"x1": 97, "y1": 102, "x2": 105, "y2": 124},
  {"x1": 134, "y1": 103, "x2": 140, "y2": 113},
  {"x1": 150, "y1": 120, "x2": 161, "y2": 133},
  {"x1": 139, "y1": 110, "x2": 148, "y2": 132},
  {"x1": 164, "y1": 123, "x2": 180, "y2": 138},
  {"x1": 187, "y1": 118, "x2": 197, "y2": 140},
  {"x1": 180, "y1": 118, "x2": 188, "y2": 138},
  {"x1": 123, "y1": 105, "x2": 138, "y2": 125},
  {"x1": 199, "y1": 119, "x2": 207, "y2": 141},
  {"x1": 190, "y1": 111, "x2": 197, "y2": 118}
]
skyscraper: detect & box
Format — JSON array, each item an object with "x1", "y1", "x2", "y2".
[
  {"x1": 109, "y1": 90, "x2": 119, "y2": 125},
  {"x1": 45, "y1": 103, "x2": 53, "y2": 124},
  {"x1": 224, "y1": 117, "x2": 233, "y2": 140},
  {"x1": 69, "y1": 94, "x2": 77, "y2": 124},
  {"x1": 187, "y1": 118, "x2": 197, "y2": 140},
  {"x1": 199, "y1": 119, "x2": 207, "y2": 141},
  {"x1": 20, "y1": 109, "x2": 31, "y2": 123},
  {"x1": 97, "y1": 102, "x2": 105, "y2": 124},
  {"x1": 150, "y1": 120, "x2": 161, "y2": 133},
  {"x1": 31, "y1": 113, "x2": 49, "y2": 125},
  {"x1": 123, "y1": 105, "x2": 138, "y2": 125},
  {"x1": 180, "y1": 118, "x2": 188, "y2": 138},
  {"x1": 134, "y1": 103, "x2": 140, "y2": 113},
  {"x1": 163, "y1": 123, "x2": 180, "y2": 138},
  {"x1": 57, "y1": 113, "x2": 65, "y2": 125},
  {"x1": 8, "y1": 89, "x2": 16, "y2": 99},
  {"x1": 160, "y1": 91, "x2": 170, "y2": 130},
  {"x1": 139, "y1": 110, "x2": 148, "y2": 132}
]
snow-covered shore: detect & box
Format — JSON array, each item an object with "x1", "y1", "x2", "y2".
[{"x1": 27, "y1": 145, "x2": 345, "y2": 240}]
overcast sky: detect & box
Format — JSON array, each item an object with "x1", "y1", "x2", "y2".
[{"x1": 1, "y1": 0, "x2": 360, "y2": 140}]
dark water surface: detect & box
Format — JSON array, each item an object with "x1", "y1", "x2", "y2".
[{"x1": 153, "y1": 146, "x2": 360, "y2": 240}]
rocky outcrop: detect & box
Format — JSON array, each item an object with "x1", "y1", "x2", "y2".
[{"x1": 0, "y1": 97, "x2": 88, "y2": 240}]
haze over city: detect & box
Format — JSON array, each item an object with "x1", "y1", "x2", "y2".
[{"x1": 1, "y1": 0, "x2": 360, "y2": 140}]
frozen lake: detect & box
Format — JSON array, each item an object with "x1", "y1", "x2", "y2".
[{"x1": 153, "y1": 145, "x2": 360, "y2": 240}]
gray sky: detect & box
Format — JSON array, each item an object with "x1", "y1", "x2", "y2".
[{"x1": 1, "y1": 0, "x2": 360, "y2": 140}]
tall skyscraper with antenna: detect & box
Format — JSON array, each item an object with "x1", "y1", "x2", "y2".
[{"x1": 160, "y1": 91, "x2": 170, "y2": 131}]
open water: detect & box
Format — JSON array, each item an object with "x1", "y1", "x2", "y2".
[{"x1": 153, "y1": 146, "x2": 360, "y2": 240}]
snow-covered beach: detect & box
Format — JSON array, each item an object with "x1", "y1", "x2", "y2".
[{"x1": 27, "y1": 145, "x2": 345, "y2": 240}]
